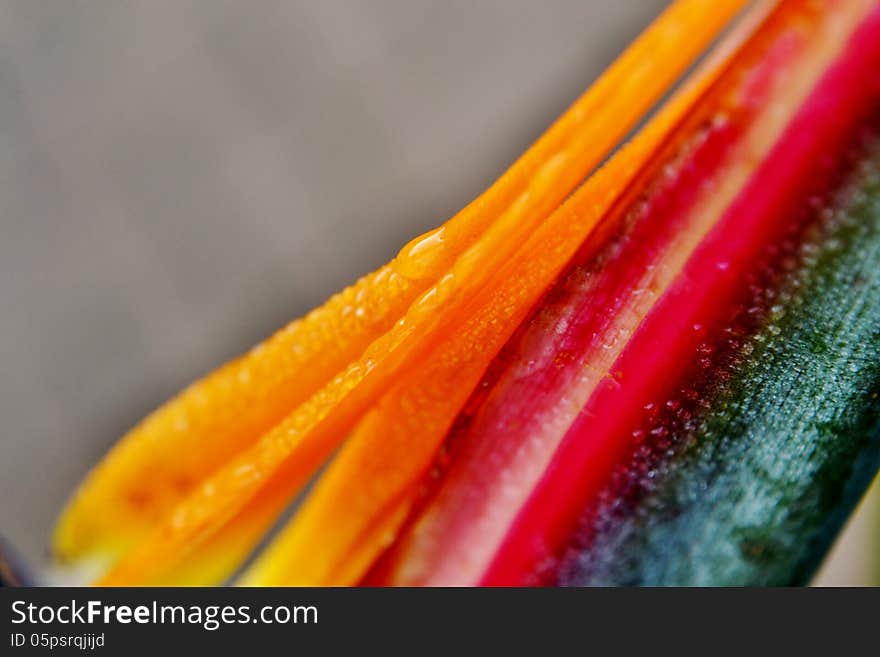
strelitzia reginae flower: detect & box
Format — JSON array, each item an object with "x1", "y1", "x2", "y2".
[{"x1": 50, "y1": 0, "x2": 880, "y2": 586}]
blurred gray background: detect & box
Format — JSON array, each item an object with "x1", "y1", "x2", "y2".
[
  {"x1": 0, "y1": 0, "x2": 666, "y2": 572},
  {"x1": 0, "y1": 1, "x2": 872, "y2": 584}
]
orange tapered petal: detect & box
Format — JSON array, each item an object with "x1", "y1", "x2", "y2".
[
  {"x1": 237, "y1": 1, "x2": 770, "y2": 585},
  {"x1": 56, "y1": 0, "x2": 746, "y2": 568},
  {"x1": 61, "y1": 0, "x2": 748, "y2": 584}
]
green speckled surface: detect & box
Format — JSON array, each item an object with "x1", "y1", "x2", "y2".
[{"x1": 562, "y1": 137, "x2": 880, "y2": 586}]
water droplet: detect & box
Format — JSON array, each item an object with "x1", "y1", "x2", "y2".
[{"x1": 393, "y1": 227, "x2": 447, "y2": 280}]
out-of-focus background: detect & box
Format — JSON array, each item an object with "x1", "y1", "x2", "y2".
[{"x1": 0, "y1": 1, "x2": 875, "y2": 585}]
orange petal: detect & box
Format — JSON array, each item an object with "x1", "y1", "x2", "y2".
[
  {"x1": 237, "y1": 0, "x2": 769, "y2": 586},
  {"x1": 91, "y1": 0, "x2": 748, "y2": 585}
]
